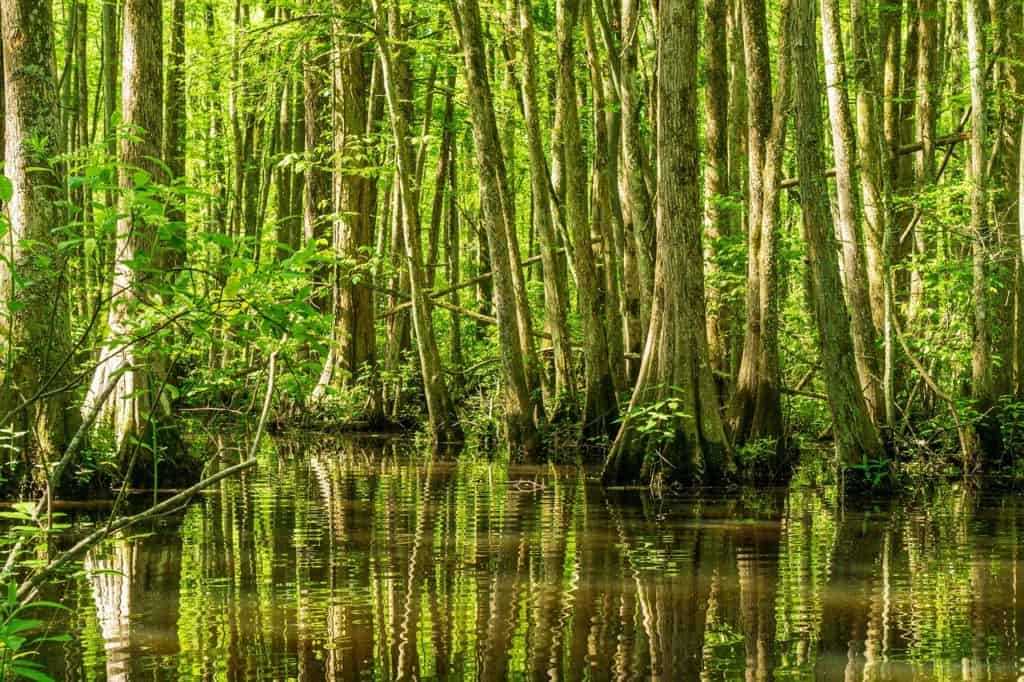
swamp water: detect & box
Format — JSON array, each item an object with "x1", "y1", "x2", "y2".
[{"x1": 35, "y1": 435, "x2": 1024, "y2": 680}]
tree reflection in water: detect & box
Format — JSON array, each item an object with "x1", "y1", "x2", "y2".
[{"x1": 44, "y1": 436, "x2": 1024, "y2": 680}]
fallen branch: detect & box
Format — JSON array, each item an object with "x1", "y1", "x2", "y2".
[{"x1": 14, "y1": 343, "x2": 282, "y2": 602}]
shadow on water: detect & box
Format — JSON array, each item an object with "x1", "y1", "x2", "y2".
[{"x1": 40, "y1": 434, "x2": 1024, "y2": 680}]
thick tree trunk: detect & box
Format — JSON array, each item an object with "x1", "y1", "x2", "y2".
[
  {"x1": 85, "y1": 0, "x2": 179, "y2": 461},
  {"x1": 792, "y1": 0, "x2": 886, "y2": 477},
  {"x1": 313, "y1": 3, "x2": 379, "y2": 417},
  {"x1": 451, "y1": 0, "x2": 541, "y2": 455},
  {"x1": 0, "y1": 0, "x2": 79, "y2": 468},
  {"x1": 603, "y1": 0, "x2": 732, "y2": 487}
]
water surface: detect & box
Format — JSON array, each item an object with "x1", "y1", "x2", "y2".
[{"x1": 42, "y1": 436, "x2": 1024, "y2": 680}]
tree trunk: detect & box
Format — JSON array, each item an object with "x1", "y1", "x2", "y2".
[
  {"x1": 704, "y1": 0, "x2": 733, "y2": 399},
  {"x1": 792, "y1": 0, "x2": 886, "y2": 478},
  {"x1": 966, "y1": 0, "x2": 1002, "y2": 462},
  {"x1": 821, "y1": 0, "x2": 884, "y2": 425},
  {"x1": 554, "y1": 0, "x2": 618, "y2": 440},
  {"x1": 619, "y1": 0, "x2": 654, "y2": 322},
  {"x1": 450, "y1": 0, "x2": 541, "y2": 456},
  {"x1": 0, "y1": 0, "x2": 79, "y2": 469},
  {"x1": 909, "y1": 0, "x2": 938, "y2": 319},
  {"x1": 313, "y1": 2, "x2": 379, "y2": 417},
  {"x1": 374, "y1": 0, "x2": 463, "y2": 446},
  {"x1": 85, "y1": 0, "x2": 179, "y2": 462},
  {"x1": 730, "y1": 0, "x2": 787, "y2": 445},
  {"x1": 603, "y1": 0, "x2": 732, "y2": 487},
  {"x1": 518, "y1": 0, "x2": 577, "y2": 420},
  {"x1": 163, "y1": 0, "x2": 186, "y2": 271},
  {"x1": 303, "y1": 24, "x2": 331, "y2": 311},
  {"x1": 852, "y1": 0, "x2": 896, "y2": 428}
]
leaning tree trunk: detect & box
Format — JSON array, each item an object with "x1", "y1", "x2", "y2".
[
  {"x1": 821, "y1": 0, "x2": 884, "y2": 426},
  {"x1": 373, "y1": 0, "x2": 462, "y2": 447},
  {"x1": 792, "y1": 0, "x2": 886, "y2": 480},
  {"x1": 966, "y1": 0, "x2": 1002, "y2": 463},
  {"x1": 554, "y1": 0, "x2": 618, "y2": 440},
  {"x1": 518, "y1": 0, "x2": 576, "y2": 420},
  {"x1": 85, "y1": 0, "x2": 180, "y2": 463},
  {"x1": 450, "y1": 0, "x2": 541, "y2": 457},
  {"x1": 602, "y1": 0, "x2": 732, "y2": 487},
  {"x1": 0, "y1": 0, "x2": 79, "y2": 470}
]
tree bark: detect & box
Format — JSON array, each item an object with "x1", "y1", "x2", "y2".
[
  {"x1": 313, "y1": 0, "x2": 379, "y2": 417},
  {"x1": 821, "y1": 0, "x2": 884, "y2": 425},
  {"x1": 603, "y1": 0, "x2": 732, "y2": 487},
  {"x1": 85, "y1": 0, "x2": 179, "y2": 461},
  {"x1": 163, "y1": 0, "x2": 186, "y2": 271},
  {"x1": 518, "y1": 0, "x2": 577, "y2": 419},
  {"x1": 554, "y1": 0, "x2": 618, "y2": 440},
  {"x1": 792, "y1": 0, "x2": 886, "y2": 476},
  {"x1": 450, "y1": 0, "x2": 540, "y2": 455},
  {"x1": 0, "y1": 0, "x2": 79, "y2": 467},
  {"x1": 966, "y1": 0, "x2": 1001, "y2": 462},
  {"x1": 373, "y1": 0, "x2": 462, "y2": 446}
]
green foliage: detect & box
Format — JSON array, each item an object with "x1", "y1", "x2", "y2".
[{"x1": 620, "y1": 387, "x2": 690, "y2": 451}]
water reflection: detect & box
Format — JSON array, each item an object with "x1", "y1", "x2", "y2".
[{"x1": 47, "y1": 438, "x2": 1024, "y2": 680}]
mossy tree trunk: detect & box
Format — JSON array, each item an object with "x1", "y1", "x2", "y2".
[
  {"x1": 792, "y1": 0, "x2": 886, "y2": 475},
  {"x1": 0, "y1": 0, "x2": 79, "y2": 469},
  {"x1": 603, "y1": 0, "x2": 732, "y2": 487}
]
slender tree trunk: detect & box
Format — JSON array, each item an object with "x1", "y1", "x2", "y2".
[
  {"x1": 619, "y1": 0, "x2": 654, "y2": 321},
  {"x1": 447, "y1": 140, "x2": 464, "y2": 373},
  {"x1": 909, "y1": 0, "x2": 938, "y2": 319},
  {"x1": 852, "y1": 0, "x2": 896, "y2": 428},
  {"x1": 603, "y1": 0, "x2": 732, "y2": 487},
  {"x1": 554, "y1": 0, "x2": 618, "y2": 440},
  {"x1": 373, "y1": 0, "x2": 462, "y2": 446},
  {"x1": 450, "y1": 0, "x2": 541, "y2": 456},
  {"x1": 704, "y1": 0, "x2": 732, "y2": 399},
  {"x1": 518, "y1": 0, "x2": 577, "y2": 419},
  {"x1": 730, "y1": 0, "x2": 786, "y2": 445},
  {"x1": 966, "y1": 0, "x2": 1002, "y2": 462},
  {"x1": 792, "y1": 0, "x2": 886, "y2": 477},
  {"x1": 821, "y1": 0, "x2": 884, "y2": 425},
  {"x1": 164, "y1": 0, "x2": 186, "y2": 271},
  {"x1": 0, "y1": 0, "x2": 79, "y2": 468},
  {"x1": 583, "y1": 6, "x2": 627, "y2": 393},
  {"x1": 303, "y1": 23, "x2": 332, "y2": 310}
]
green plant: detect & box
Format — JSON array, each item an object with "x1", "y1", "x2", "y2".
[
  {"x1": 0, "y1": 583, "x2": 69, "y2": 682},
  {"x1": 846, "y1": 454, "x2": 892, "y2": 491},
  {"x1": 620, "y1": 387, "x2": 691, "y2": 451}
]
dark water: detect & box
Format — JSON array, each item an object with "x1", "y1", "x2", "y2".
[{"x1": 40, "y1": 435, "x2": 1024, "y2": 680}]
